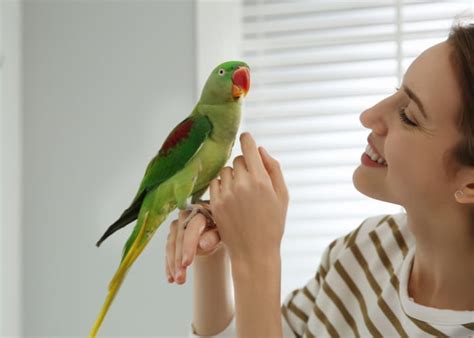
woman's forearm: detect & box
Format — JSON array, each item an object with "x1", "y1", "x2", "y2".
[
  {"x1": 192, "y1": 245, "x2": 235, "y2": 335},
  {"x1": 231, "y1": 252, "x2": 283, "y2": 338}
]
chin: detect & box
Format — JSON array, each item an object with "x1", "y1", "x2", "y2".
[{"x1": 352, "y1": 168, "x2": 393, "y2": 203}]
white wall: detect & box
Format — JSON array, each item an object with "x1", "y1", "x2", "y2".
[
  {"x1": 196, "y1": 0, "x2": 245, "y2": 183},
  {"x1": 22, "y1": 0, "x2": 197, "y2": 336},
  {"x1": 1, "y1": 1, "x2": 23, "y2": 337}
]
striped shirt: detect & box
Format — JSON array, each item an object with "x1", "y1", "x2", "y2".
[{"x1": 189, "y1": 212, "x2": 474, "y2": 337}]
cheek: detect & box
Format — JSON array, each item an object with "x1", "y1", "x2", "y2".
[
  {"x1": 385, "y1": 137, "x2": 419, "y2": 181},
  {"x1": 385, "y1": 136, "x2": 407, "y2": 167},
  {"x1": 386, "y1": 139, "x2": 441, "y2": 186}
]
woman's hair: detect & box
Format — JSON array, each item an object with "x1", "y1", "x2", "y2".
[{"x1": 445, "y1": 19, "x2": 474, "y2": 178}]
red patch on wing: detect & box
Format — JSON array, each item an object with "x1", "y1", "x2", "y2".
[{"x1": 159, "y1": 118, "x2": 194, "y2": 156}]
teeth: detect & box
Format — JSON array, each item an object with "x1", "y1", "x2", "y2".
[{"x1": 365, "y1": 144, "x2": 387, "y2": 165}]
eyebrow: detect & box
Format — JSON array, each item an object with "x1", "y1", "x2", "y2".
[{"x1": 402, "y1": 85, "x2": 428, "y2": 120}]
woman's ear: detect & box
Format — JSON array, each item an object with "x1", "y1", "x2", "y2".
[{"x1": 455, "y1": 181, "x2": 474, "y2": 203}]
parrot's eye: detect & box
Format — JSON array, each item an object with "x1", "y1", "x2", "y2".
[{"x1": 218, "y1": 69, "x2": 225, "y2": 76}]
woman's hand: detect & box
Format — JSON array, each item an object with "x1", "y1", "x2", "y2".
[
  {"x1": 165, "y1": 205, "x2": 223, "y2": 284},
  {"x1": 209, "y1": 132, "x2": 289, "y2": 266}
]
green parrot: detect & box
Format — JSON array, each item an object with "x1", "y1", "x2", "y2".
[{"x1": 89, "y1": 60, "x2": 250, "y2": 337}]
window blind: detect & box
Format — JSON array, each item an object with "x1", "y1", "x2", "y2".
[{"x1": 240, "y1": 0, "x2": 473, "y2": 299}]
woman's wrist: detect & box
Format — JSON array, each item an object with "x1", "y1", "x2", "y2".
[
  {"x1": 195, "y1": 242, "x2": 227, "y2": 264},
  {"x1": 230, "y1": 250, "x2": 281, "y2": 284},
  {"x1": 230, "y1": 247, "x2": 281, "y2": 271},
  {"x1": 192, "y1": 240, "x2": 234, "y2": 336},
  {"x1": 230, "y1": 251, "x2": 283, "y2": 338}
]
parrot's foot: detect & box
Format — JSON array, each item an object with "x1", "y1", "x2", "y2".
[{"x1": 182, "y1": 200, "x2": 215, "y2": 230}]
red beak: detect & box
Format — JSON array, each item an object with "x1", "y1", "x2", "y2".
[{"x1": 232, "y1": 67, "x2": 250, "y2": 98}]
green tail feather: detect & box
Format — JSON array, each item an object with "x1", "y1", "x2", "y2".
[{"x1": 90, "y1": 186, "x2": 178, "y2": 337}]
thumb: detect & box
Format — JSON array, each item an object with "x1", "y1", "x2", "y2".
[
  {"x1": 258, "y1": 146, "x2": 288, "y2": 196},
  {"x1": 199, "y1": 229, "x2": 220, "y2": 250}
]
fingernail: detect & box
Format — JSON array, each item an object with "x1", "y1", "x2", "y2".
[
  {"x1": 182, "y1": 254, "x2": 188, "y2": 266},
  {"x1": 200, "y1": 239, "x2": 209, "y2": 249},
  {"x1": 175, "y1": 267, "x2": 181, "y2": 279}
]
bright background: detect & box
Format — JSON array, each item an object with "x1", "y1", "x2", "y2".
[{"x1": 1, "y1": 0, "x2": 472, "y2": 337}]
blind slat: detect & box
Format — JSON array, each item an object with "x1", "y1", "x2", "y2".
[
  {"x1": 243, "y1": 28, "x2": 457, "y2": 53},
  {"x1": 243, "y1": 94, "x2": 389, "y2": 119},
  {"x1": 243, "y1": 1, "x2": 395, "y2": 19},
  {"x1": 243, "y1": 8, "x2": 395, "y2": 34}
]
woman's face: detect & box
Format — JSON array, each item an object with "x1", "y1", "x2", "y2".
[{"x1": 352, "y1": 40, "x2": 466, "y2": 212}]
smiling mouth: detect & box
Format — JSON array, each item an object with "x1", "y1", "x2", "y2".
[{"x1": 365, "y1": 144, "x2": 387, "y2": 165}]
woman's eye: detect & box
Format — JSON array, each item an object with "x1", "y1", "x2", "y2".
[
  {"x1": 394, "y1": 87, "x2": 417, "y2": 128},
  {"x1": 398, "y1": 107, "x2": 417, "y2": 127},
  {"x1": 218, "y1": 69, "x2": 225, "y2": 76}
]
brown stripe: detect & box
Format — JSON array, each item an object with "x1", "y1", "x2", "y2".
[
  {"x1": 346, "y1": 220, "x2": 365, "y2": 248},
  {"x1": 335, "y1": 261, "x2": 383, "y2": 337},
  {"x1": 351, "y1": 244, "x2": 409, "y2": 338},
  {"x1": 315, "y1": 270, "x2": 320, "y2": 281},
  {"x1": 314, "y1": 303, "x2": 340, "y2": 338},
  {"x1": 463, "y1": 322, "x2": 474, "y2": 330},
  {"x1": 303, "y1": 286, "x2": 315, "y2": 303},
  {"x1": 281, "y1": 304, "x2": 302, "y2": 338},
  {"x1": 322, "y1": 281, "x2": 361, "y2": 338},
  {"x1": 343, "y1": 232, "x2": 351, "y2": 245},
  {"x1": 323, "y1": 237, "x2": 342, "y2": 268},
  {"x1": 313, "y1": 266, "x2": 324, "y2": 297},
  {"x1": 406, "y1": 315, "x2": 449, "y2": 337},
  {"x1": 389, "y1": 273, "x2": 400, "y2": 291},
  {"x1": 287, "y1": 288, "x2": 299, "y2": 303},
  {"x1": 287, "y1": 299, "x2": 308, "y2": 323},
  {"x1": 303, "y1": 326, "x2": 315, "y2": 338},
  {"x1": 369, "y1": 231, "x2": 400, "y2": 291},
  {"x1": 346, "y1": 214, "x2": 390, "y2": 248},
  {"x1": 320, "y1": 264, "x2": 328, "y2": 280},
  {"x1": 387, "y1": 216, "x2": 409, "y2": 257},
  {"x1": 282, "y1": 289, "x2": 308, "y2": 323},
  {"x1": 376, "y1": 214, "x2": 392, "y2": 227}
]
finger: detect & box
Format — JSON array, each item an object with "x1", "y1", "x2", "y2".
[
  {"x1": 174, "y1": 216, "x2": 187, "y2": 284},
  {"x1": 166, "y1": 219, "x2": 179, "y2": 283},
  {"x1": 209, "y1": 178, "x2": 220, "y2": 206},
  {"x1": 258, "y1": 146, "x2": 288, "y2": 197},
  {"x1": 199, "y1": 200, "x2": 212, "y2": 214},
  {"x1": 232, "y1": 155, "x2": 248, "y2": 180},
  {"x1": 181, "y1": 213, "x2": 207, "y2": 267},
  {"x1": 219, "y1": 166, "x2": 233, "y2": 192},
  {"x1": 197, "y1": 228, "x2": 221, "y2": 253},
  {"x1": 240, "y1": 132, "x2": 266, "y2": 178},
  {"x1": 178, "y1": 209, "x2": 190, "y2": 223},
  {"x1": 165, "y1": 255, "x2": 173, "y2": 283}
]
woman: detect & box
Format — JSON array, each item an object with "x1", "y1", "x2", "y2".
[{"x1": 166, "y1": 21, "x2": 474, "y2": 337}]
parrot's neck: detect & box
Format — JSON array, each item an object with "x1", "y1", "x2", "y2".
[{"x1": 196, "y1": 102, "x2": 242, "y2": 144}]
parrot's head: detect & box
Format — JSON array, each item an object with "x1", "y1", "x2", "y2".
[{"x1": 199, "y1": 61, "x2": 251, "y2": 105}]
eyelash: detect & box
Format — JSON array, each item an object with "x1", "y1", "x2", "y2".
[
  {"x1": 394, "y1": 87, "x2": 417, "y2": 127},
  {"x1": 399, "y1": 107, "x2": 417, "y2": 127}
]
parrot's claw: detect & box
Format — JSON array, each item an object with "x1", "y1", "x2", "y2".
[{"x1": 182, "y1": 201, "x2": 216, "y2": 230}]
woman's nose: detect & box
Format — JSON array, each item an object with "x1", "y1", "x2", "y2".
[{"x1": 359, "y1": 105, "x2": 387, "y2": 134}]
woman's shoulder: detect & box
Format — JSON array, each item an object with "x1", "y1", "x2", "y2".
[
  {"x1": 346, "y1": 212, "x2": 408, "y2": 244},
  {"x1": 327, "y1": 212, "x2": 410, "y2": 260},
  {"x1": 318, "y1": 212, "x2": 407, "y2": 270}
]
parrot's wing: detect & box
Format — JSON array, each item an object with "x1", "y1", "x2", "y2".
[{"x1": 96, "y1": 113, "x2": 213, "y2": 246}]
